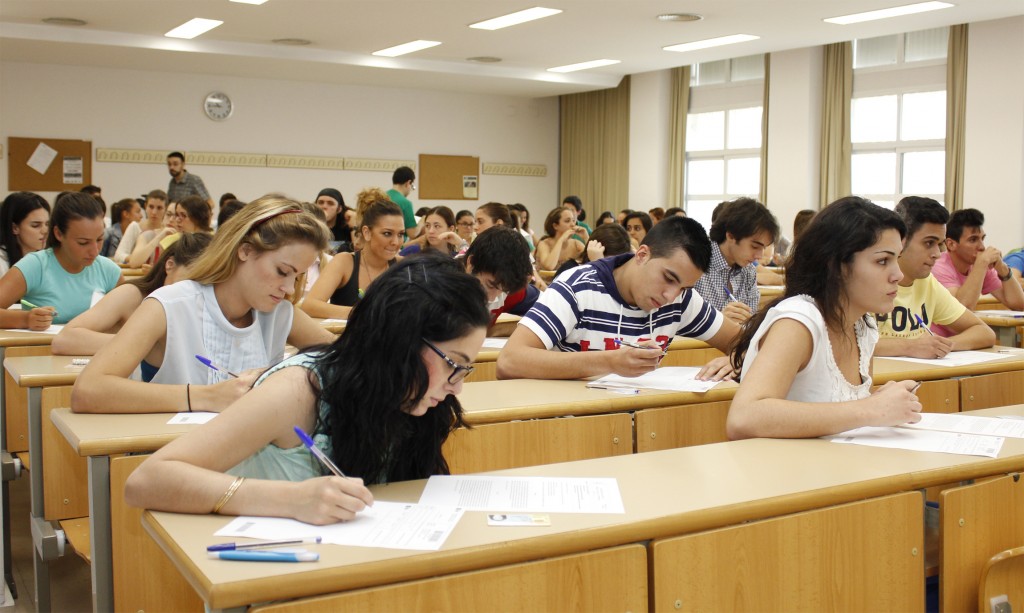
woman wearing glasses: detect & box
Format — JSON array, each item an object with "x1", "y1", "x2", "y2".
[
  {"x1": 71, "y1": 195, "x2": 336, "y2": 413},
  {"x1": 125, "y1": 253, "x2": 489, "y2": 524}
]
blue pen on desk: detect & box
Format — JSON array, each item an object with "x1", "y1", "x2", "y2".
[
  {"x1": 194, "y1": 355, "x2": 239, "y2": 378},
  {"x1": 294, "y1": 426, "x2": 348, "y2": 478},
  {"x1": 207, "y1": 537, "x2": 321, "y2": 552},
  {"x1": 914, "y1": 314, "x2": 935, "y2": 336},
  {"x1": 208, "y1": 550, "x2": 318, "y2": 563}
]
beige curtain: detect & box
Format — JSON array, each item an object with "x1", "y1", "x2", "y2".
[
  {"x1": 945, "y1": 24, "x2": 968, "y2": 211},
  {"x1": 667, "y1": 66, "x2": 690, "y2": 209},
  {"x1": 559, "y1": 76, "x2": 631, "y2": 219},
  {"x1": 759, "y1": 54, "x2": 771, "y2": 204},
  {"x1": 819, "y1": 42, "x2": 852, "y2": 207}
]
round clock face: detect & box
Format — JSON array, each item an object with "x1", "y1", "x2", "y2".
[{"x1": 204, "y1": 92, "x2": 233, "y2": 121}]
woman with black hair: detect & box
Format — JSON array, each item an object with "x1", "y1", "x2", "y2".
[
  {"x1": 0, "y1": 191, "x2": 50, "y2": 276},
  {"x1": 124, "y1": 253, "x2": 490, "y2": 524}
]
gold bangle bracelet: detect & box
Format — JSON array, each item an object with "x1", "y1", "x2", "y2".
[{"x1": 212, "y1": 476, "x2": 245, "y2": 514}]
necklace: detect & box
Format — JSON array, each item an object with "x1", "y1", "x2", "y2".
[{"x1": 359, "y1": 252, "x2": 388, "y2": 296}]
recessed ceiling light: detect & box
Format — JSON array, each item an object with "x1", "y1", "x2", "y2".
[
  {"x1": 547, "y1": 59, "x2": 621, "y2": 73},
  {"x1": 824, "y1": 1, "x2": 954, "y2": 25},
  {"x1": 165, "y1": 18, "x2": 224, "y2": 39},
  {"x1": 656, "y1": 13, "x2": 703, "y2": 22},
  {"x1": 663, "y1": 34, "x2": 759, "y2": 53},
  {"x1": 42, "y1": 17, "x2": 87, "y2": 26},
  {"x1": 372, "y1": 40, "x2": 442, "y2": 57},
  {"x1": 467, "y1": 56, "x2": 503, "y2": 63},
  {"x1": 272, "y1": 38, "x2": 312, "y2": 46},
  {"x1": 230, "y1": 0, "x2": 270, "y2": 4},
  {"x1": 469, "y1": 7, "x2": 562, "y2": 30}
]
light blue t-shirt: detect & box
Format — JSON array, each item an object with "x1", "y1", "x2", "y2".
[
  {"x1": 1004, "y1": 251, "x2": 1024, "y2": 274},
  {"x1": 14, "y1": 249, "x2": 121, "y2": 324}
]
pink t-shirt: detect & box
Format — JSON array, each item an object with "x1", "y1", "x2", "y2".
[{"x1": 930, "y1": 251, "x2": 1000, "y2": 336}]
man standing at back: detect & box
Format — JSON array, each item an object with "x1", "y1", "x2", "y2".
[
  {"x1": 387, "y1": 166, "x2": 420, "y2": 239},
  {"x1": 166, "y1": 151, "x2": 214, "y2": 211}
]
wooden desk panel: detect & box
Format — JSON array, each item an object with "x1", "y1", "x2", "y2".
[
  {"x1": 651, "y1": 491, "x2": 924, "y2": 612},
  {"x1": 252, "y1": 544, "x2": 647, "y2": 613},
  {"x1": 940, "y1": 474, "x2": 1024, "y2": 613},
  {"x1": 915, "y1": 378, "x2": 960, "y2": 413},
  {"x1": 635, "y1": 400, "x2": 732, "y2": 452},
  {"x1": 3, "y1": 344, "x2": 52, "y2": 452},
  {"x1": 41, "y1": 386, "x2": 87, "y2": 521},
  {"x1": 979, "y1": 546, "x2": 1024, "y2": 613},
  {"x1": 960, "y1": 370, "x2": 1024, "y2": 411}
]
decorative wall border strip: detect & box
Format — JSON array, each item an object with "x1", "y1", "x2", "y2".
[
  {"x1": 266, "y1": 155, "x2": 346, "y2": 170},
  {"x1": 95, "y1": 148, "x2": 167, "y2": 164},
  {"x1": 344, "y1": 158, "x2": 416, "y2": 172},
  {"x1": 188, "y1": 151, "x2": 267, "y2": 167},
  {"x1": 482, "y1": 162, "x2": 547, "y2": 177}
]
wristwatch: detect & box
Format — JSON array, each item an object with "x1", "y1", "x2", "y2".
[{"x1": 998, "y1": 268, "x2": 1014, "y2": 282}]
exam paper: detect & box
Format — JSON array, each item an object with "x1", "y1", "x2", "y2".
[
  {"x1": 826, "y1": 426, "x2": 1003, "y2": 458},
  {"x1": 16, "y1": 324, "x2": 64, "y2": 335},
  {"x1": 320, "y1": 318, "x2": 346, "y2": 325},
  {"x1": 902, "y1": 412, "x2": 1024, "y2": 438},
  {"x1": 880, "y1": 350, "x2": 1011, "y2": 368},
  {"x1": 419, "y1": 475, "x2": 625, "y2": 514},
  {"x1": 216, "y1": 501, "x2": 464, "y2": 551},
  {"x1": 167, "y1": 412, "x2": 217, "y2": 425},
  {"x1": 481, "y1": 337, "x2": 508, "y2": 349},
  {"x1": 587, "y1": 366, "x2": 719, "y2": 393}
]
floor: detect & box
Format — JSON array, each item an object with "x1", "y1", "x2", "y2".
[{"x1": 2, "y1": 473, "x2": 92, "y2": 612}]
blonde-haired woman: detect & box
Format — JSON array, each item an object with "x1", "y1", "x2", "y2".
[{"x1": 72, "y1": 195, "x2": 336, "y2": 414}]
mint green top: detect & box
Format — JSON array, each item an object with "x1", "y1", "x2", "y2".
[
  {"x1": 227, "y1": 353, "x2": 332, "y2": 481},
  {"x1": 386, "y1": 188, "x2": 418, "y2": 231}
]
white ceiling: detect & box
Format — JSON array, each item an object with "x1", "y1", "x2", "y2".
[{"x1": 2, "y1": 0, "x2": 1022, "y2": 97}]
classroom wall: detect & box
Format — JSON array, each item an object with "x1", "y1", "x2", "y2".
[
  {"x1": 962, "y1": 15, "x2": 1024, "y2": 251},
  {"x1": 0, "y1": 61, "x2": 560, "y2": 222},
  {"x1": 628, "y1": 70, "x2": 672, "y2": 215}
]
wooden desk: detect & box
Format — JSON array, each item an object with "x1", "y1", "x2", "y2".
[
  {"x1": 141, "y1": 405, "x2": 1024, "y2": 612},
  {"x1": 975, "y1": 312, "x2": 1024, "y2": 347}
]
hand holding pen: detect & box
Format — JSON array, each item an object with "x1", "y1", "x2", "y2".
[
  {"x1": 912, "y1": 314, "x2": 953, "y2": 359},
  {"x1": 20, "y1": 299, "x2": 56, "y2": 331},
  {"x1": 291, "y1": 426, "x2": 374, "y2": 524},
  {"x1": 195, "y1": 354, "x2": 239, "y2": 378},
  {"x1": 609, "y1": 339, "x2": 663, "y2": 377},
  {"x1": 722, "y1": 289, "x2": 753, "y2": 324}
]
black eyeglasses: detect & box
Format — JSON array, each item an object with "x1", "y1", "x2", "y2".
[{"x1": 422, "y1": 338, "x2": 474, "y2": 384}]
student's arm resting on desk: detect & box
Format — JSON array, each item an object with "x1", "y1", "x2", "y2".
[
  {"x1": 127, "y1": 228, "x2": 175, "y2": 268},
  {"x1": 695, "y1": 315, "x2": 741, "y2": 380},
  {"x1": 496, "y1": 325, "x2": 661, "y2": 379},
  {"x1": 124, "y1": 365, "x2": 373, "y2": 524},
  {"x1": 52, "y1": 284, "x2": 143, "y2": 355},
  {"x1": 0, "y1": 268, "x2": 54, "y2": 330},
  {"x1": 991, "y1": 269, "x2": 1024, "y2": 311},
  {"x1": 299, "y1": 252, "x2": 355, "y2": 320},
  {"x1": 726, "y1": 318, "x2": 922, "y2": 440},
  {"x1": 287, "y1": 305, "x2": 337, "y2": 348},
  {"x1": 70, "y1": 299, "x2": 259, "y2": 413},
  {"x1": 874, "y1": 334, "x2": 954, "y2": 358}
]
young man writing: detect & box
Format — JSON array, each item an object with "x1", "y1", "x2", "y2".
[
  {"x1": 932, "y1": 208, "x2": 1024, "y2": 311},
  {"x1": 461, "y1": 226, "x2": 538, "y2": 327},
  {"x1": 497, "y1": 216, "x2": 739, "y2": 380},
  {"x1": 876, "y1": 197, "x2": 995, "y2": 357}
]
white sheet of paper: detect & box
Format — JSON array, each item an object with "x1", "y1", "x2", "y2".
[
  {"x1": 587, "y1": 366, "x2": 718, "y2": 393},
  {"x1": 880, "y1": 350, "x2": 1011, "y2": 368},
  {"x1": 26, "y1": 142, "x2": 58, "y2": 175},
  {"x1": 419, "y1": 475, "x2": 625, "y2": 514},
  {"x1": 17, "y1": 324, "x2": 64, "y2": 335},
  {"x1": 481, "y1": 337, "x2": 508, "y2": 349},
  {"x1": 166, "y1": 412, "x2": 217, "y2": 425},
  {"x1": 320, "y1": 318, "x2": 346, "y2": 325},
  {"x1": 975, "y1": 310, "x2": 1024, "y2": 317},
  {"x1": 902, "y1": 412, "x2": 1024, "y2": 438},
  {"x1": 216, "y1": 501, "x2": 464, "y2": 551},
  {"x1": 826, "y1": 426, "x2": 1003, "y2": 458}
]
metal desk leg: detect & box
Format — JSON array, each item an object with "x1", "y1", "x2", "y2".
[
  {"x1": 88, "y1": 456, "x2": 112, "y2": 613},
  {"x1": 995, "y1": 325, "x2": 1018, "y2": 347},
  {"x1": 0, "y1": 345, "x2": 15, "y2": 598},
  {"x1": 27, "y1": 386, "x2": 57, "y2": 612}
]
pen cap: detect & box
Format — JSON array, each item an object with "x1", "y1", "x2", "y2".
[{"x1": 293, "y1": 426, "x2": 316, "y2": 448}]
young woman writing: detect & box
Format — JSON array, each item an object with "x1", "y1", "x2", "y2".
[{"x1": 124, "y1": 254, "x2": 490, "y2": 523}]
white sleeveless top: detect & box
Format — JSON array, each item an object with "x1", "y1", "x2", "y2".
[
  {"x1": 740, "y1": 295, "x2": 877, "y2": 402},
  {"x1": 147, "y1": 280, "x2": 293, "y2": 385}
]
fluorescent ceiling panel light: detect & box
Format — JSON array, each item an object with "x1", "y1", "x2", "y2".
[
  {"x1": 470, "y1": 7, "x2": 562, "y2": 30},
  {"x1": 547, "y1": 59, "x2": 620, "y2": 73},
  {"x1": 824, "y1": 1, "x2": 953, "y2": 24},
  {"x1": 372, "y1": 40, "x2": 442, "y2": 57},
  {"x1": 230, "y1": 0, "x2": 270, "y2": 4},
  {"x1": 663, "y1": 34, "x2": 759, "y2": 53},
  {"x1": 165, "y1": 18, "x2": 223, "y2": 39}
]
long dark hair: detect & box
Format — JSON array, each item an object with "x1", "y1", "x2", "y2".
[
  {"x1": 311, "y1": 253, "x2": 490, "y2": 484},
  {"x1": 731, "y1": 196, "x2": 906, "y2": 376},
  {"x1": 0, "y1": 192, "x2": 50, "y2": 265},
  {"x1": 128, "y1": 233, "x2": 212, "y2": 296}
]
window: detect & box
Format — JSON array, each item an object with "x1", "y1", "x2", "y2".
[{"x1": 851, "y1": 27, "x2": 948, "y2": 209}]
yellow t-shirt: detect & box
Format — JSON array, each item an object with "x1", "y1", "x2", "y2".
[
  {"x1": 877, "y1": 274, "x2": 966, "y2": 339},
  {"x1": 159, "y1": 232, "x2": 183, "y2": 251}
]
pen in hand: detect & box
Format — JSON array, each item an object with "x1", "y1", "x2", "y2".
[
  {"x1": 914, "y1": 314, "x2": 935, "y2": 337},
  {"x1": 293, "y1": 426, "x2": 348, "y2": 479},
  {"x1": 194, "y1": 355, "x2": 239, "y2": 378},
  {"x1": 20, "y1": 299, "x2": 57, "y2": 318},
  {"x1": 613, "y1": 339, "x2": 664, "y2": 353}
]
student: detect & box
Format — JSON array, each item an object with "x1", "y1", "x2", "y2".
[
  {"x1": 1004, "y1": 249, "x2": 1024, "y2": 281},
  {"x1": 123, "y1": 254, "x2": 489, "y2": 522},
  {"x1": 302, "y1": 198, "x2": 404, "y2": 319},
  {"x1": 0, "y1": 191, "x2": 50, "y2": 277},
  {"x1": 474, "y1": 202, "x2": 513, "y2": 234},
  {"x1": 554, "y1": 222, "x2": 633, "y2": 279},
  {"x1": 114, "y1": 190, "x2": 167, "y2": 265},
  {"x1": 461, "y1": 226, "x2": 536, "y2": 324},
  {"x1": 693, "y1": 197, "x2": 779, "y2": 325},
  {"x1": 726, "y1": 197, "x2": 921, "y2": 440},
  {"x1": 166, "y1": 151, "x2": 214, "y2": 210},
  {"x1": 387, "y1": 166, "x2": 420, "y2": 239},
  {"x1": 596, "y1": 211, "x2": 616, "y2": 226},
  {"x1": 128, "y1": 200, "x2": 179, "y2": 268},
  {"x1": 0, "y1": 192, "x2": 123, "y2": 330},
  {"x1": 561, "y1": 196, "x2": 593, "y2": 235},
  {"x1": 102, "y1": 198, "x2": 143, "y2": 257},
  {"x1": 53, "y1": 233, "x2": 213, "y2": 355},
  {"x1": 399, "y1": 206, "x2": 464, "y2": 257},
  {"x1": 649, "y1": 207, "x2": 665, "y2": 224},
  {"x1": 455, "y1": 209, "x2": 476, "y2": 243},
  {"x1": 497, "y1": 216, "x2": 740, "y2": 380},
  {"x1": 296, "y1": 201, "x2": 333, "y2": 294},
  {"x1": 875, "y1": 197, "x2": 995, "y2": 356},
  {"x1": 507, "y1": 203, "x2": 535, "y2": 250},
  {"x1": 932, "y1": 208, "x2": 1024, "y2": 311},
  {"x1": 623, "y1": 211, "x2": 653, "y2": 245},
  {"x1": 71, "y1": 196, "x2": 335, "y2": 413},
  {"x1": 664, "y1": 207, "x2": 686, "y2": 218},
  {"x1": 615, "y1": 209, "x2": 634, "y2": 225},
  {"x1": 534, "y1": 207, "x2": 587, "y2": 271},
  {"x1": 160, "y1": 196, "x2": 213, "y2": 251},
  {"x1": 315, "y1": 188, "x2": 353, "y2": 252}
]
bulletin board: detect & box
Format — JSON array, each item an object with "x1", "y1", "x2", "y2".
[
  {"x1": 7, "y1": 137, "x2": 92, "y2": 192},
  {"x1": 418, "y1": 154, "x2": 479, "y2": 200}
]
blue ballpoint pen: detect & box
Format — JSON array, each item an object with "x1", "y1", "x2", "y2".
[
  {"x1": 725, "y1": 287, "x2": 739, "y2": 303},
  {"x1": 208, "y1": 550, "x2": 319, "y2": 562},
  {"x1": 294, "y1": 426, "x2": 348, "y2": 478},
  {"x1": 194, "y1": 354, "x2": 239, "y2": 378},
  {"x1": 914, "y1": 314, "x2": 935, "y2": 336},
  {"x1": 207, "y1": 537, "x2": 322, "y2": 552}
]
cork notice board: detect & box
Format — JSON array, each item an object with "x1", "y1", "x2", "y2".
[
  {"x1": 418, "y1": 154, "x2": 479, "y2": 200},
  {"x1": 8, "y1": 137, "x2": 92, "y2": 192}
]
